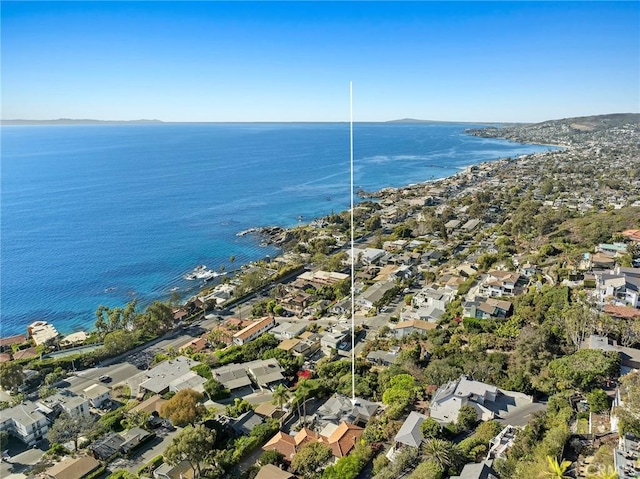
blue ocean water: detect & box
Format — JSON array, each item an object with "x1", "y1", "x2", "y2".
[{"x1": 1, "y1": 123, "x2": 553, "y2": 336}]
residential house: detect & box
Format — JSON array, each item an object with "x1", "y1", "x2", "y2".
[
  {"x1": 180, "y1": 337, "x2": 208, "y2": 354},
  {"x1": 211, "y1": 359, "x2": 285, "y2": 396},
  {"x1": 154, "y1": 460, "x2": 194, "y2": 479},
  {"x1": 230, "y1": 410, "x2": 264, "y2": 436},
  {"x1": 278, "y1": 338, "x2": 301, "y2": 353},
  {"x1": 233, "y1": 316, "x2": 277, "y2": 345},
  {"x1": 83, "y1": 384, "x2": 111, "y2": 408},
  {"x1": 43, "y1": 455, "x2": 101, "y2": 479},
  {"x1": 429, "y1": 376, "x2": 533, "y2": 424},
  {"x1": 89, "y1": 427, "x2": 151, "y2": 460},
  {"x1": 356, "y1": 280, "x2": 397, "y2": 309},
  {"x1": 519, "y1": 263, "x2": 539, "y2": 278},
  {"x1": 464, "y1": 298, "x2": 513, "y2": 319},
  {"x1": 349, "y1": 247, "x2": 386, "y2": 266},
  {"x1": 0, "y1": 401, "x2": 49, "y2": 446},
  {"x1": 0, "y1": 334, "x2": 26, "y2": 352},
  {"x1": 486, "y1": 425, "x2": 518, "y2": 460},
  {"x1": 27, "y1": 321, "x2": 59, "y2": 346},
  {"x1": 597, "y1": 243, "x2": 628, "y2": 256},
  {"x1": 211, "y1": 363, "x2": 254, "y2": 397},
  {"x1": 481, "y1": 271, "x2": 525, "y2": 297},
  {"x1": 90, "y1": 432, "x2": 126, "y2": 460},
  {"x1": 366, "y1": 349, "x2": 398, "y2": 367},
  {"x1": 314, "y1": 394, "x2": 378, "y2": 429},
  {"x1": 392, "y1": 319, "x2": 437, "y2": 338},
  {"x1": 262, "y1": 428, "x2": 319, "y2": 461},
  {"x1": 292, "y1": 334, "x2": 321, "y2": 358},
  {"x1": 318, "y1": 421, "x2": 364, "y2": 458},
  {"x1": 622, "y1": 229, "x2": 640, "y2": 243},
  {"x1": 613, "y1": 433, "x2": 640, "y2": 479},
  {"x1": 450, "y1": 460, "x2": 499, "y2": 479},
  {"x1": 320, "y1": 327, "x2": 350, "y2": 355},
  {"x1": 120, "y1": 427, "x2": 152, "y2": 454},
  {"x1": 393, "y1": 411, "x2": 426, "y2": 450},
  {"x1": 136, "y1": 356, "x2": 200, "y2": 396},
  {"x1": 254, "y1": 464, "x2": 296, "y2": 479},
  {"x1": 594, "y1": 267, "x2": 640, "y2": 308},
  {"x1": 271, "y1": 322, "x2": 307, "y2": 340},
  {"x1": 129, "y1": 395, "x2": 165, "y2": 415},
  {"x1": 37, "y1": 390, "x2": 90, "y2": 419},
  {"x1": 461, "y1": 219, "x2": 481, "y2": 232},
  {"x1": 169, "y1": 370, "x2": 206, "y2": 394},
  {"x1": 603, "y1": 304, "x2": 640, "y2": 320},
  {"x1": 246, "y1": 358, "x2": 285, "y2": 391},
  {"x1": 296, "y1": 270, "x2": 349, "y2": 287}
]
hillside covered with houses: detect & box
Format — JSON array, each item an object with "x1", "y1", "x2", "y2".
[{"x1": 1, "y1": 114, "x2": 640, "y2": 479}]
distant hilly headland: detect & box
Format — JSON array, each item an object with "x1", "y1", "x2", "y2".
[{"x1": 466, "y1": 113, "x2": 640, "y2": 146}]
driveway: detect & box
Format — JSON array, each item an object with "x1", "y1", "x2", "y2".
[
  {"x1": 495, "y1": 400, "x2": 547, "y2": 427},
  {"x1": 107, "y1": 429, "x2": 178, "y2": 475}
]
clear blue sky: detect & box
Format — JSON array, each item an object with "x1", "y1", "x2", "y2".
[{"x1": 2, "y1": 1, "x2": 638, "y2": 122}]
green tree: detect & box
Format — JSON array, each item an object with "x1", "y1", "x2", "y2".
[
  {"x1": 291, "y1": 442, "x2": 333, "y2": 478},
  {"x1": 587, "y1": 389, "x2": 611, "y2": 414},
  {"x1": 546, "y1": 349, "x2": 619, "y2": 392},
  {"x1": 420, "y1": 417, "x2": 442, "y2": 439},
  {"x1": 544, "y1": 455, "x2": 572, "y2": 479},
  {"x1": 259, "y1": 449, "x2": 285, "y2": 467},
  {"x1": 94, "y1": 300, "x2": 139, "y2": 338},
  {"x1": 203, "y1": 378, "x2": 229, "y2": 401},
  {"x1": 46, "y1": 413, "x2": 96, "y2": 451},
  {"x1": 136, "y1": 301, "x2": 174, "y2": 337},
  {"x1": 0, "y1": 362, "x2": 25, "y2": 392},
  {"x1": 160, "y1": 389, "x2": 206, "y2": 426},
  {"x1": 123, "y1": 409, "x2": 150, "y2": 430},
  {"x1": 271, "y1": 384, "x2": 291, "y2": 426},
  {"x1": 421, "y1": 439, "x2": 462, "y2": 472},
  {"x1": 407, "y1": 460, "x2": 444, "y2": 479},
  {"x1": 164, "y1": 425, "x2": 216, "y2": 478},
  {"x1": 457, "y1": 405, "x2": 478, "y2": 432},
  {"x1": 224, "y1": 398, "x2": 253, "y2": 418},
  {"x1": 102, "y1": 329, "x2": 137, "y2": 356}
]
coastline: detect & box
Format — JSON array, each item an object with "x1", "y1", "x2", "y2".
[{"x1": 0, "y1": 126, "x2": 559, "y2": 338}]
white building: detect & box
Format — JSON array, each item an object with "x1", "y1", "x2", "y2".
[
  {"x1": 83, "y1": 384, "x2": 111, "y2": 408},
  {"x1": 0, "y1": 401, "x2": 50, "y2": 446}
]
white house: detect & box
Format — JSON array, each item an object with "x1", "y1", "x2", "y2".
[
  {"x1": 0, "y1": 401, "x2": 50, "y2": 446},
  {"x1": 83, "y1": 384, "x2": 111, "y2": 408}
]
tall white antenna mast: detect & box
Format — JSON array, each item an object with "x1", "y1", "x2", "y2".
[{"x1": 350, "y1": 81, "x2": 356, "y2": 404}]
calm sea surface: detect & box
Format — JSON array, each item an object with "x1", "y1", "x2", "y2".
[{"x1": 1, "y1": 123, "x2": 553, "y2": 336}]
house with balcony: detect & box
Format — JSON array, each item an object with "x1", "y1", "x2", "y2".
[
  {"x1": 0, "y1": 400, "x2": 50, "y2": 446},
  {"x1": 83, "y1": 384, "x2": 111, "y2": 408},
  {"x1": 232, "y1": 316, "x2": 276, "y2": 345},
  {"x1": 480, "y1": 271, "x2": 525, "y2": 297}
]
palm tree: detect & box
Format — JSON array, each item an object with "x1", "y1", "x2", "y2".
[
  {"x1": 588, "y1": 466, "x2": 618, "y2": 479},
  {"x1": 271, "y1": 384, "x2": 290, "y2": 426},
  {"x1": 295, "y1": 380, "x2": 312, "y2": 427},
  {"x1": 545, "y1": 455, "x2": 572, "y2": 479},
  {"x1": 421, "y1": 438, "x2": 459, "y2": 471}
]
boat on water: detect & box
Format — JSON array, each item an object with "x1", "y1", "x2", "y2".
[{"x1": 183, "y1": 265, "x2": 225, "y2": 281}]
